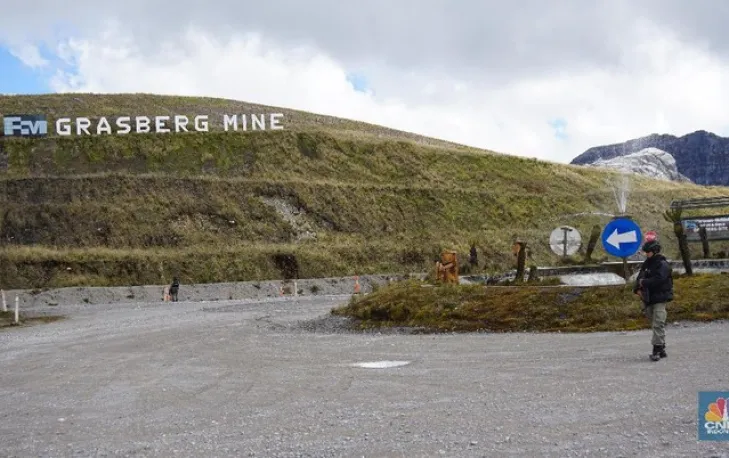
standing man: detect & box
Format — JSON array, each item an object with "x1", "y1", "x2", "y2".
[
  {"x1": 170, "y1": 277, "x2": 180, "y2": 302},
  {"x1": 633, "y1": 240, "x2": 674, "y2": 361}
]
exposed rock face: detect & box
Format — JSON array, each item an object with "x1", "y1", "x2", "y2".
[
  {"x1": 571, "y1": 130, "x2": 729, "y2": 185},
  {"x1": 586, "y1": 147, "x2": 692, "y2": 182}
]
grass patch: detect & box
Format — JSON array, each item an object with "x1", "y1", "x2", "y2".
[
  {"x1": 0, "y1": 311, "x2": 13, "y2": 327},
  {"x1": 0, "y1": 310, "x2": 65, "y2": 329},
  {"x1": 331, "y1": 273, "x2": 729, "y2": 333}
]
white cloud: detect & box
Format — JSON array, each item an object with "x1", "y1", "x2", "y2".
[
  {"x1": 15, "y1": 18, "x2": 729, "y2": 163},
  {"x1": 9, "y1": 43, "x2": 50, "y2": 68}
]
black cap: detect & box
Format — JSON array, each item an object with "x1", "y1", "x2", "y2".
[{"x1": 642, "y1": 240, "x2": 661, "y2": 253}]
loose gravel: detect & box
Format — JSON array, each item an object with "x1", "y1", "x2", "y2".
[{"x1": 1, "y1": 295, "x2": 728, "y2": 457}]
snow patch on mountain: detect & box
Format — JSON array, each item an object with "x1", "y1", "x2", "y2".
[{"x1": 586, "y1": 147, "x2": 692, "y2": 182}]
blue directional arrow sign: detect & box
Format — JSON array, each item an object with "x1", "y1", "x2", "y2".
[{"x1": 601, "y1": 218, "x2": 643, "y2": 258}]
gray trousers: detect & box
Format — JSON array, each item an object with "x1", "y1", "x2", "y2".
[{"x1": 643, "y1": 302, "x2": 667, "y2": 346}]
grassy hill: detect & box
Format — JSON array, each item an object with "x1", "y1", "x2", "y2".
[{"x1": 2, "y1": 93, "x2": 729, "y2": 289}]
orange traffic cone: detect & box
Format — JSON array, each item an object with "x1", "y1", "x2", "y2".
[{"x1": 354, "y1": 276, "x2": 361, "y2": 294}]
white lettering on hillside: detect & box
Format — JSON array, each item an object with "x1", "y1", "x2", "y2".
[
  {"x1": 194, "y1": 115, "x2": 208, "y2": 132},
  {"x1": 97, "y1": 117, "x2": 112, "y2": 135},
  {"x1": 252, "y1": 114, "x2": 265, "y2": 130},
  {"x1": 56, "y1": 118, "x2": 70, "y2": 135},
  {"x1": 270, "y1": 113, "x2": 283, "y2": 130},
  {"x1": 117, "y1": 117, "x2": 131, "y2": 134},
  {"x1": 175, "y1": 115, "x2": 189, "y2": 132},
  {"x1": 222, "y1": 114, "x2": 285, "y2": 131},
  {"x1": 223, "y1": 114, "x2": 237, "y2": 131},
  {"x1": 76, "y1": 117, "x2": 91, "y2": 135},
  {"x1": 136, "y1": 116, "x2": 151, "y2": 133},
  {"x1": 155, "y1": 116, "x2": 170, "y2": 133},
  {"x1": 53, "y1": 113, "x2": 285, "y2": 135}
]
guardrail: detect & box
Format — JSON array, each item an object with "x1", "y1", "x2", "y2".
[{"x1": 464, "y1": 258, "x2": 729, "y2": 284}]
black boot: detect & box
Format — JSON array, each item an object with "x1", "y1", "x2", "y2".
[
  {"x1": 658, "y1": 345, "x2": 667, "y2": 359},
  {"x1": 650, "y1": 345, "x2": 661, "y2": 361}
]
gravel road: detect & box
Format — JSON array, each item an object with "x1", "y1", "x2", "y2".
[{"x1": 1, "y1": 295, "x2": 728, "y2": 457}]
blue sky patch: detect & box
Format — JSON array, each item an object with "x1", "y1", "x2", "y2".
[
  {"x1": 0, "y1": 46, "x2": 50, "y2": 94},
  {"x1": 0, "y1": 38, "x2": 79, "y2": 95},
  {"x1": 346, "y1": 72, "x2": 369, "y2": 93},
  {"x1": 549, "y1": 118, "x2": 568, "y2": 140}
]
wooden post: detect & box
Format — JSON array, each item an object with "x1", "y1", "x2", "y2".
[
  {"x1": 699, "y1": 226, "x2": 710, "y2": 259},
  {"x1": 676, "y1": 223, "x2": 693, "y2": 275},
  {"x1": 584, "y1": 224, "x2": 601, "y2": 263},
  {"x1": 514, "y1": 242, "x2": 527, "y2": 282}
]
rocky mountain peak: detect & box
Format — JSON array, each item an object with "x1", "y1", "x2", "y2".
[
  {"x1": 571, "y1": 130, "x2": 729, "y2": 185},
  {"x1": 586, "y1": 147, "x2": 692, "y2": 182}
]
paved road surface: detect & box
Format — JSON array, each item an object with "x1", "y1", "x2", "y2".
[{"x1": 1, "y1": 296, "x2": 728, "y2": 457}]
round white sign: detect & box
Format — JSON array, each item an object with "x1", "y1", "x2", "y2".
[{"x1": 549, "y1": 226, "x2": 582, "y2": 256}]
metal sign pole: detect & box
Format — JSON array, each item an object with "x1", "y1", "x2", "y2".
[{"x1": 549, "y1": 226, "x2": 582, "y2": 259}]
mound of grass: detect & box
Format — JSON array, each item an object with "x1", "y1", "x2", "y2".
[{"x1": 332, "y1": 273, "x2": 729, "y2": 333}]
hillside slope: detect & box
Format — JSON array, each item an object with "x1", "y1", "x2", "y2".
[{"x1": 2, "y1": 93, "x2": 729, "y2": 289}]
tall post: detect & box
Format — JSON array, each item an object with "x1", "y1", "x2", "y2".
[
  {"x1": 699, "y1": 226, "x2": 710, "y2": 259},
  {"x1": 584, "y1": 224, "x2": 601, "y2": 263},
  {"x1": 14, "y1": 295, "x2": 19, "y2": 324},
  {"x1": 561, "y1": 228, "x2": 570, "y2": 258},
  {"x1": 515, "y1": 242, "x2": 527, "y2": 282}
]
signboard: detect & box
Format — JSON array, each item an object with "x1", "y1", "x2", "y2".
[
  {"x1": 3, "y1": 114, "x2": 48, "y2": 137},
  {"x1": 681, "y1": 216, "x2": 729, "y2": 242},
  {"x1": 1, "y1": 113, "x2": 285, "y2": 137},
  {"x1": 601, "y1": 218, "x2": 643, "y2": 258},
  {"x1": 549, "y1": 226, "x2": 581, "y2": 257}
]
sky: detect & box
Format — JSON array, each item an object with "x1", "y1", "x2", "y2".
[{"x1": 1, "y1": 0, "x2": 729, "y2": 163}]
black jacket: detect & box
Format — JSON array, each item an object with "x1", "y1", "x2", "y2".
[{"x1": 633, "y1": 254, "x2": 674, "y2": 305}]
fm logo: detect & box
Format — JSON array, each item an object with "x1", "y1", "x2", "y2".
[{"x1": 3, "y1": 115, "x2": 48, "y2": 136}]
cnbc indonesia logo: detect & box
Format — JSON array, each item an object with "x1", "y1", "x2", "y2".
[
  {"x1": 699, "y1": 392, "x2": 729, "y2": 440},
  {"x1": 2, "y1": 112, "x2": 285, "y2": 137}
]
